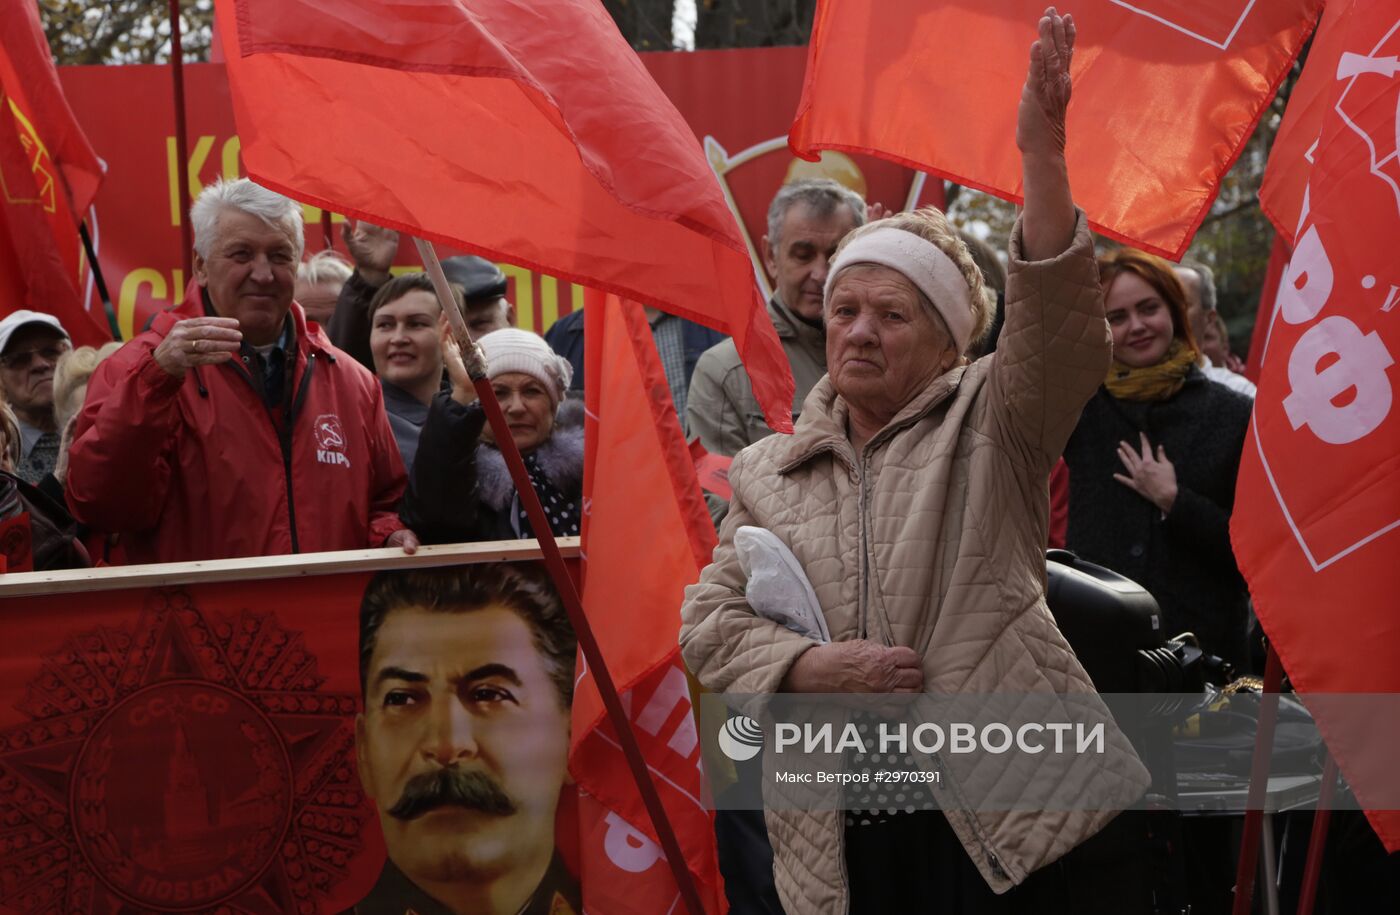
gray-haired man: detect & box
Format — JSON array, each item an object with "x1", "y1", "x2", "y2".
[
  {"x1": 1174, "y1": 261, "x2": 1255, "y2": 398},
  {"x1": 67, "y1": 178, "x2": 417, "y2": 563},
  {"x1": 686, "y1": 178, "x2": 867, "y2": 457}
]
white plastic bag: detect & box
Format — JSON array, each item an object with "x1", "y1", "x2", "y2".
[{"x1": 735, "y1": 525, "x2": 830, "y2": 642}]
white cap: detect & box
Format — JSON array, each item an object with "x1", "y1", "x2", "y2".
[
  {"x1": 477, "y1": 328, "x2": 573, "y2": 407},
  {"x1": 0, "y1": 310, "x2": 70, "y2": 355}
]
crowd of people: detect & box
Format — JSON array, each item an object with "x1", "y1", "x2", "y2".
[{"x1": 0, "y1": 171, "x2": 1259, "y2": 656}]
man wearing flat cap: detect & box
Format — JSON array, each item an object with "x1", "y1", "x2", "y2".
[{"x1": 329, "y1": 220, "x2": 517, "y2": 370}]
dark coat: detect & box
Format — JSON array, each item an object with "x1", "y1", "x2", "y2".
[
  {"x1": 1063, "y1": 369, "x2": 1254, "y2": 666},
  {"x1": 326, "y1": 269, "x2": 379, "y2": 371},
  {"x1": 543, "y1": 305, "x2": 726, "y2": 397},
  {"x1": 380, "y1": 381, "x2": 431, "y2": 475},
  {"x1": 399, "y1": 392, "x2": 583, "y2": 543}
]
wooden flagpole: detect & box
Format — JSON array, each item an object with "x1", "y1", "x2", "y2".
[{"x1": 413, "y1": 238, "x2": 708, "y2": 915}]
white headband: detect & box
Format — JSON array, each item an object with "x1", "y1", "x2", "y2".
[{"x1": 824, "y1": 227, "x2": 976, "y2": 354}]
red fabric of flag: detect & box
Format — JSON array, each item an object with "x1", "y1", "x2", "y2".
[
  {"x1": 571, "y1": 291, "x2": 724, "y2": 913},
  {"x1": 219, "y1": 0, "x2": 793, "y2": 432},
  {"x1": 1238, "y1": 0, "x2": 1400, "y2": 851},
  {"x1": 0, "y1": 0, "x2": 107, "y2": 346},
  {"x1": 790, "y1": 0, "x2": 1322, "y2": 259}
]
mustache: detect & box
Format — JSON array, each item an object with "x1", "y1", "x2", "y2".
[{"x1": 387, "y1": 767, "x2": 516, "y2": 820}]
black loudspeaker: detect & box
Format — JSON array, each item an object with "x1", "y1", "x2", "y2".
[
  {"x1": 1043, "y1": 550, "x2": 1193, "y2": 915},
  {"x1": 1045, "y1": 548, "x2": 1166, "y2": 692}
]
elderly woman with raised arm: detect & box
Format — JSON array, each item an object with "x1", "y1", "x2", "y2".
[{"x1": 679, "y1": 8, "x2": 1149, "y2": 913}]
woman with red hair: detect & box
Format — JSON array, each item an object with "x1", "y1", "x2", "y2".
[{"x1": 1063, "y1": 248, "x2": 1255, "y2": 667}]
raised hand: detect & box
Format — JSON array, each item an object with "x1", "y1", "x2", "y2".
[
  {"x1": 441, "y1": 323, "x2": 488, "y2": 406},
  {"x1": 341, "y1": 219, "x2": 400, "y2": 285},
  {"x1": 1017, "y1": 6, "x2": 1076, "y2": 158},
  {"x1": 1018, "y1": 6, "x2": 1078, "y2": 260},
  {"x1": 153, "y1": 316, "x2": 242, "y2": 377}
]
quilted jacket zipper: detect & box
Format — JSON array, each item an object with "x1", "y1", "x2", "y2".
[{"x1": 847, "y1": 428, "x2": 1008, "y2": 897}]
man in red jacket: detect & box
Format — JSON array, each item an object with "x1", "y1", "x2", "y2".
[{"x1": 67, "y1": 178, "x2": 418, "y2": 564}]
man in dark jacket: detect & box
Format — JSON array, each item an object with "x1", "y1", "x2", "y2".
[
  {"x1": 542, "y1": 304, "x2": 725, "y2": 419},
  {"x1": 66, "y1": 178, "x2": 416, "y2": 564}
]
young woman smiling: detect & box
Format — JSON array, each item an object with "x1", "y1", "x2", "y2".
[
  {"x1": 1063, "y1": 248, "x2": 1255, "y2": 668},
  {"x1": 367, "y1": 274, "x2": 454, "y2": 473}
]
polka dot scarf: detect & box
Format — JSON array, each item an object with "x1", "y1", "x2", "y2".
[{"x1": 517, "y1": 450, "x2": 581, "y2": 538}]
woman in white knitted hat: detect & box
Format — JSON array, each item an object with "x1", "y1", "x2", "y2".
[{"x1": 399, "y1": 326, "x2": 582, "y2": 543}]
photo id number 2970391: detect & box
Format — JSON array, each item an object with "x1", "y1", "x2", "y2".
[{"x1": 874, "y1": 770, "x2": 941, "y2": 784}]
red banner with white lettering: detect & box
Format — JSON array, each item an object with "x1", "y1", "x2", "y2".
[
  {"x1": 1240, "y1": 0, "x2": 1400, "y2": 851},
  {"x1": 573, "y1": 293, "x2": 725, "y2": 913}
]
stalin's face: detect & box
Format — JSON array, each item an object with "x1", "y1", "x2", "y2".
[{"x1": 356, "y1": 605, "x2": 570, "y2": 900}]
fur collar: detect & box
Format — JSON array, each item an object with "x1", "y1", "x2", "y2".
[{"x1": 475, "y1": 424, "x2": 584, "y2": 512}]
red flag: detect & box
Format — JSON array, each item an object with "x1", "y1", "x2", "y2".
[
  {"x1": 790, "y1": 0, "x2": 1321, "y2": 259},
  {"x1": 217, "y1": 0, "x2": 794, "y2": 432},
  {"x1": 1240, "y1": 0, "x2": 1400, "y2": 851},
  {"x1": 0, "y1": 0, "x2": 107, "y2": 346},
  {"x1": 1244, "y1": 233, "x2": 1291, "y2": 383},
  {"x1": 572, "y1": 292, "x2": 724, "y2": 913}
]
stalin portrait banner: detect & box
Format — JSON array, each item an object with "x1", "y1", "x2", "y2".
[{"x1": 0, "y1": 543, "x2": 592, "y2": 915}]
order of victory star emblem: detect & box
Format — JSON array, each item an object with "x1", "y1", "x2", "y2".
[{"x1": 0, "y1": 590, "x2": 370, "y2": 914}]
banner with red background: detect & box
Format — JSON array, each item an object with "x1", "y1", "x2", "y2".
[
  {"x1": 55, "y1": 48, "x2": 936, "y2": 341},
  {"x1": 0, "y1": 544, "x2": 604, "y2": 915}
]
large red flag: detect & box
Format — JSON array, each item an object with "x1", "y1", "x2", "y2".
[
  {"x1": 790, "y1": 0, "x2": 1321, "y2": 259},
  {"x1": 1241, "y1": 0, "x2": 1400, "y2": 851},
  {"x1": 571, "y1": 292, "x2": 725, "y2": 913},
  {"x1": 216, "y1": 0, "x2": 793, "y2": 431},
  {"x1": 0, "y1": 0, "x2": 107, "y2": 345}
]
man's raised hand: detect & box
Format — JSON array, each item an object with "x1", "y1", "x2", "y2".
[{"x1": 341, "y1": 219, "x2": 400, "y2": 286}]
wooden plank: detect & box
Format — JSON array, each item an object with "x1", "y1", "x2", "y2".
[{"x1": 0, "y1": 538, "x2": 579, "y2": 598}]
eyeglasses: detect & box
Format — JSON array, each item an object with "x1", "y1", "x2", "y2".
[{"x1": 0, "y1": 344, "x2": 69, "y2": 370}]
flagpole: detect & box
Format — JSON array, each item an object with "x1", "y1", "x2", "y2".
[
  {"x1": 414, "y1": 239, "x2": 708, "y2": 915},
  {"x1": 1231, "y1": 645, "x2": 1285, "y2": 915},
  {"x1": 77, "y1": 221, "x2": 120, "y2": 339},
  {"x1": 1295, "y1": 754, "x2": 1339, "y2": 915},
  {"x1": 168, "y1": 0, "x2": 193, "y2": 280}
]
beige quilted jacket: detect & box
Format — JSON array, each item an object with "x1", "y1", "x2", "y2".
[{"x1": 680, "y1": 212, "x2": 1150, "y2": 912}]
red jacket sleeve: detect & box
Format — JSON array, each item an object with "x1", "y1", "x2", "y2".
[
  {"x1": 65, "y1": 343, "x2": 185, "y2": 534},
  {"x1": 363, "y1": 379, "x2": 408, "y2": 546}
]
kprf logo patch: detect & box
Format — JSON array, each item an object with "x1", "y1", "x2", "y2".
[{"x1": 313, "y1": 414, "x2": 350, "y2": 468}]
